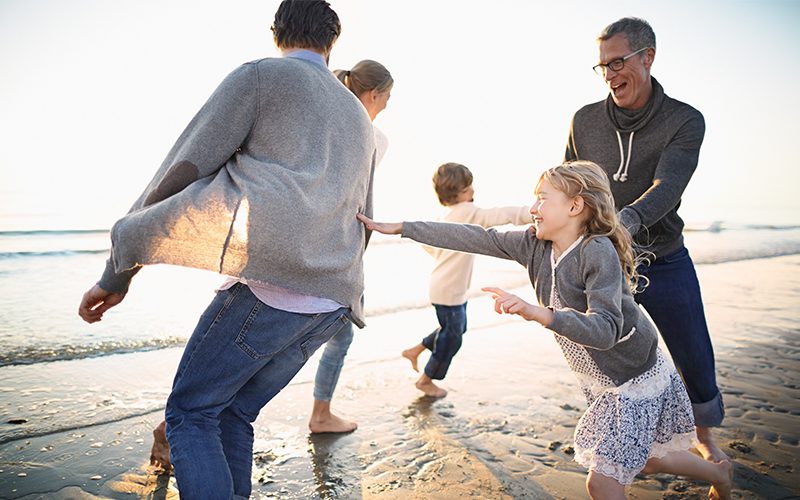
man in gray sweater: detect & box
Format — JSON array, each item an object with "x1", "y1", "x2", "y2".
[
  {"x1": 565, "y1": 17, "x2": 727, "y2": 463},
  {"x1": 77, "y1": 1, "x2": 375, "y2": 497}
]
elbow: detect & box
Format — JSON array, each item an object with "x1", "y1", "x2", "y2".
[{"x1": 595, "y1": 318, "x2": 624, "y2": 351}]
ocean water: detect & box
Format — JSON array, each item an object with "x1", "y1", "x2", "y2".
[{"x1": 1, "y1": 220, "x2": 799, "y2": 445}]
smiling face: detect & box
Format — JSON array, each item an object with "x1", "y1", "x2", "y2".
[
  {"x1": 530, "y1": 179, "x2": 575, "y2": 241},
  {"x1": 598, "y1": 34, "x2": 654, "y2": 110}
]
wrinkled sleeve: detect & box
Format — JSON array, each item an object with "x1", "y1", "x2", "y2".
[
  {"x1": 402, "y1": 221, "x2": 536, "y2": 268},
  {"x1": 98, "y1": 63, "x2": 259, "y2": 293},
  {"x1": 547, "y1": 240, "x2": 624, "y2": 350},
  {"x1": 133, "y1": 63, "x2": 259, "y2": 210},
  {"x1": 619, "y1": 111, "x2": 705, "y2": 235}
]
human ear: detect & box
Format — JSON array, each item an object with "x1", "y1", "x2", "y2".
[
  {"x1": 644, "y1": 47, "x2": 655, "y2": 69},
  {"x1": 569, "y1": 196, "x2": 585, "y2": 216}
]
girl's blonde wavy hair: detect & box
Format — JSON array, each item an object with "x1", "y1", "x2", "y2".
[{"x1": 539, "y1": 160, "x2": 645, "y2": 292}]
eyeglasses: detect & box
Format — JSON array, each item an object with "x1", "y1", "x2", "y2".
[{"x1": 592, "y1": 46, "x2": 650, "y2": 76}]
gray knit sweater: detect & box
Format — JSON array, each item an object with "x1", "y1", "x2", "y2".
[
  {"x1": 402, "y1": 222, "x2": 658, "y2": 386},
  {"x1": 565, "y1": 78, "x2": 705, "y2": 258},
  {"x1": 98, "y1": 55, "x2": 376, "y2": 327}
]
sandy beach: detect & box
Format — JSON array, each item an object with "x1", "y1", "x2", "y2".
[{"x1": 1, "y1": 254, "x2": 798, "y2": 499}]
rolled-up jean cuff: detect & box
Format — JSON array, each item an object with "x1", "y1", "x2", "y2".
[{"x1": 692, "y1": 392, "x2": 724, "y2": 427}]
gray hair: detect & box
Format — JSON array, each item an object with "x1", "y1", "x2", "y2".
[{"x1": 598, "y1": 17, "x2": 656, "y2": 51}]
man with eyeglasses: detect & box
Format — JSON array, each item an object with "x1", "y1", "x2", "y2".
[{"x1": 565, "y1": 17, "x2": 729, "y2": 465}]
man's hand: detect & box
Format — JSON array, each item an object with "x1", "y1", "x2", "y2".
[
  {"x1": 482, "y1": 286, "x2": 553, "y2": 326},
  {"x1": 78, "y1": 284, "x2": 126, "y2": 324},
  {"x1": 356, "y1": 213, "x2": 402, "y2": 235}
]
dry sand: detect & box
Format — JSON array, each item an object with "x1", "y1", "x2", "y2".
[{"x1": 1, "y1": 255, "x2": 798, "y2": 499}]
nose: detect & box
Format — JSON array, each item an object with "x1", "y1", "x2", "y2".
[
  {"x1": 603, "y1": 66, "x2": 617, "y2": 83},
  {"x1": 530, "y1": 201, "x2": 539, "y2": 215}
]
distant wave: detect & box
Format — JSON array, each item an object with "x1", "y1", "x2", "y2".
[
  {"x1": 683, "y1": 221, "x2": 800, "y2": 232},
  {"x1": 0, "y1": 337, "x2": 187, "y2": 367},
  {"x1": 0, "y1": 229, "x2": 109, "y2": 236},
  {"x1": 741, "y1": 224, "x2": 800, "y2": 231},
  {"x1": 692, "y1": 246, "x2": 800, "y2": 265},
  {"x1": 0, "y1": 228, "x2": 111, "y2": 259},
  {"x1": 0, "y1": 248, "x2": 109, "y2": 259}
]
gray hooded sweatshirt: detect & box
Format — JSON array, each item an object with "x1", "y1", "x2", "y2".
[
  {"x1": 402, "y1": 222, "x2": 659, "y2": 386},
  {"x1": 98, "y1": 55, "x2": 376, "y2": 327},
  {"x1": 565, "y1": 77, "x2": 705, "y2": 258}
]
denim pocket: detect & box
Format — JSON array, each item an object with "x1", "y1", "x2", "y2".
[
  {"x1": 234, "y1": 302, "x2": 318, "y2": 360},
  {"x1": 196, "y1": 282, "x2": 242, "y2": 327}
]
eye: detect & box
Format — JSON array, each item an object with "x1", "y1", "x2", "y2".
[{"x1": 609, "y1": 59, "x2": 625, "y2": 71}]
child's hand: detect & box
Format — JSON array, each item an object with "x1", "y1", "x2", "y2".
[
  {"x1": 357, "y1": 213, "x2": 403, "y2": 235},
  {"x1": 482, "y1": 286, "x2": 553, "y2": 326}
]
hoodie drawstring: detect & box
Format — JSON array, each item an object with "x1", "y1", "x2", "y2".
[{"x1": 612, "y1": 130, "x2": 634, "y2": 182}]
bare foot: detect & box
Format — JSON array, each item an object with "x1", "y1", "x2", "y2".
[
  {"x1": 696, "y1": 426, "x2": 730, "y2": 463},
  {"x1": 415, "y1": 377, "x2": 447, "y2": 398},
  {"x1": 709, "y1": 459, "x2": 734, "y2": 500},
  {"x1": 309, "y1": 411, "x2": 358, "y2": 434},
  {"x1": 402, "y1": 347, "x2": 422, "y2": 372},
  {"x1": 149, "y1": 420, "x2": 172, "y2": 471}
]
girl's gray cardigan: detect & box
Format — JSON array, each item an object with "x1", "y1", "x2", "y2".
[{"x1": 402, "y1": 222, "x2": 658, "y2": 386}]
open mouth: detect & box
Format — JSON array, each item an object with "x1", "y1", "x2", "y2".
[{"x1": 611, "y1": 81, "x2": 627, "y2": 96}]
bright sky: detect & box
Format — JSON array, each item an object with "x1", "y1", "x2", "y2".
[{"x1": 1, "y1": 0, "x2": 798, "y2": 231}]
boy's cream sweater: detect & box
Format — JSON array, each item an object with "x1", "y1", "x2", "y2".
[{"x1": 423, "y1": 202, "x2": 530, "y2": 305}]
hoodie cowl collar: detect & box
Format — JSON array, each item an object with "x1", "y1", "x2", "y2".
[{"x1": 605, "y1": 77, "x2": 665, "y2": 133}]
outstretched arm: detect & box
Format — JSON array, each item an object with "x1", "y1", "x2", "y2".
[
  {"x1": 357, "y1": 213, "x2": 402, "y2": 235},
  {"x1": 482, "y1": 287, "x2": 553, "y2": 326},
  {"x1": 357, "y1": 214, "x2": 536, "y2": 266},
  {"x1": 85, "y1": 63, "x2": 260, "y2": 311}
]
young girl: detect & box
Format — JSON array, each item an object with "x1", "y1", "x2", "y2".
[{"x1": 357, "y1": 161, "x2": 733, "y2": 499}]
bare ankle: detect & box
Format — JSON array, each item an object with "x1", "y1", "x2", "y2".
[{"x1": 415, "y1": 376, "x2": 447, "y2": 397}]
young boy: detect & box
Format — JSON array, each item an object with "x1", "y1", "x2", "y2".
[{"x1": 402, "y1": 162, "x2": 531, "y2": 397}]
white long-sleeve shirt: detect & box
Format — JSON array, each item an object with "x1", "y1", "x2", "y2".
[{"x1": 425, "y1": 202, "x2": 530, "y2": 305}]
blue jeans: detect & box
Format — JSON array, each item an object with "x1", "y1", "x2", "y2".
[
  {"x1": 635, "y1": 246, "x2": 724, "y2": 427},
  {"x1": 165, "y1": 283, "x2": 350, "y2": 499},
  {"x1": 313, "y1": 321, "x2": 354, "y2": 401},
  {"x1": 421, "y1": 303, "x2": 468, "y2": 380}
]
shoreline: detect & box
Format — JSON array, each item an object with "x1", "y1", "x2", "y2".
[{"x1": 1, "y1": 254, "x2": 799, "y2": 498}]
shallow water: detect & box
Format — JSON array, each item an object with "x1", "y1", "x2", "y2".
[
  {"x1": 2, "y1": 225, "x2": 799, "y2": 367},
  {"x1": 0, "y1": 223, "x2": 799, "y2": 497}
]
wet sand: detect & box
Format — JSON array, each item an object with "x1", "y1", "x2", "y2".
[{"x1": 1, "y1": 255, "x2": 798, "y2": 499}]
